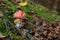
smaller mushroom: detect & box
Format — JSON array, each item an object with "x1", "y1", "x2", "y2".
[
  {"x1": 14, "y1": 19, "x2": 22, "y2": 24},
  {"x1": 14, "y1": 19, "x2": 23, "y2": 28}
]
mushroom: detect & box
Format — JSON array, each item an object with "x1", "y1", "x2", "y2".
[
  {"x1": 13, "y1": 11, "x2": 25, "y2": 18},
  {"x1": 14, "y1": 19, "x2": 22, "y2": 24},
  {"x1": 14, "y1": 19, "x2": 23, "y2": 28}
]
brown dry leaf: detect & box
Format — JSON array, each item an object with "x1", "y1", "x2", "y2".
[
  {"x1": 33, "y1": 15, "x2": 41, "y2": 27},
  {"x1": 0, "y1": 12, "x2": 3, "y2": 17},
  {"x1": 9, "y1": 0, "x2": 18, "y2": 4},
  {"x1": 0, "y1": 33, "x2": 5, "y2": 38}
]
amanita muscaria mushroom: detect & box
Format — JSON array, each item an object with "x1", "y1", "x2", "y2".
[{"x1": 13, "y1": 11, "x2": 25, "y2": 18}]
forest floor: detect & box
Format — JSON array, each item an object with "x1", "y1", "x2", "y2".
[{"x1": 0, "y1": 0, "x2": 60, "y2": 40}]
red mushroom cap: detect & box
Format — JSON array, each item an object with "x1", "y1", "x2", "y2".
[{"x1": 14, "y1": 11, "x2": 25, "y2": 18}]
